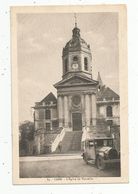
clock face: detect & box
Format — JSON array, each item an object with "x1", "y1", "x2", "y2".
[{"x1": 72, "y1": 63, "x2": 78, "y2": 70}]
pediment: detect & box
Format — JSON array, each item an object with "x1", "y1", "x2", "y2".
[{"x1": 54, "y1": 75, "x2": 98, "y2": 88}]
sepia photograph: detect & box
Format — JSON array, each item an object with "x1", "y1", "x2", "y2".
[{"x1": 11, "y1": 5, "x2": 128, "y2": 184}]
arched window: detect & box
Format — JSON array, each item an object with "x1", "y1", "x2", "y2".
[
  {"x1": 106, "y1": 106, "x2": 113, "y2": 117},
  {"x1": 84, "y1": 57, "x2": 88, "y2": 71},
  {"x1": 65, "y1": 58, "x2": 68, "y2": 73},
  {"x1": 73, "y1": 56, "x2": 78, "y2": 61}
]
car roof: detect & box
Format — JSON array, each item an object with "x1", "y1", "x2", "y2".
[
  {"x1": 86, "y1": 132, "x2": 113, "y2": 140},
  {"x1": 93, "y1": 137, "x2": 113, "y2": 140},
  {"x1": 87, "y1": 137, "x2": 113, "y2": 141}
]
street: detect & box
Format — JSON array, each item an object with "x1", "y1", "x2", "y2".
[{"x1": 20, "y1": 153, "x2": 120, "y2": 178}]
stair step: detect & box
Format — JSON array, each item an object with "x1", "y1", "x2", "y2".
[{"x1": 55, "y1": 131, "x2": 83, "y2": 153}]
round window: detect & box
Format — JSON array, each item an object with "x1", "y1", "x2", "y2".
[{"x1": 72, "y1": 95, "x2": 81, "y2": 106}]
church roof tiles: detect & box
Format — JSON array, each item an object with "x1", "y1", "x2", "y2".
[
  {"x1": 38, "y1": 92, "x2": 57, "y2": 106},
  {"x1": 97, "y1": 86, "x2": 119, "y2": 101}
]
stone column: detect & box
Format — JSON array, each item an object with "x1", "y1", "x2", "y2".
[
  {"x1": 91, "y1": 93, "x2": 97, "y2": 126},
  {"x1": 57, "y1": 95, "x2": 63, "y2": 127},
  {"x1": 68, "y1": 96, "x2": 71, "y2": 128},
  {"x1": 85, "y1": 94, "x2": 90, "y2": 127},
  {"x1": 81, "y1": 94, "x2": 85, "y2": 127},
  {"x1": 64, "y1": 95, "x2": 69, "y2": 128}
]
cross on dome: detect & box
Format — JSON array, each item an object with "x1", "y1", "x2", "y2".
[{"x1": 74, "y1": 13, "x2": 77, "y2": 27}]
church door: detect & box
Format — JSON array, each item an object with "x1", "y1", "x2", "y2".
[{"x1": 72, "y1": 113, "x2": 82, "y2": 131}]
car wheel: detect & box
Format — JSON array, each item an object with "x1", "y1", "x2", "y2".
[{"x1": 96, "y1": 156, "x2": 105, "y2": 170}]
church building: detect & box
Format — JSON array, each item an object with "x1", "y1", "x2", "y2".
[{"x1": 33, "y1": 21, "x2": 120, "y2": 155}]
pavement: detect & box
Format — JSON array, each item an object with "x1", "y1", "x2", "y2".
[
  {"x1": 20, "y1": 153, "x2": 82, "y2": 162},
  {"x1": 20, "y1": 153, "x2": 120, "y2": 178}
]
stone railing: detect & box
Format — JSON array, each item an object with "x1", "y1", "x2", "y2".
[
  {"x1": 51, "y1": 128, "x2": 65, "y2": 152},
  {"x1": 35, "y1": 127, "x2": 62, "y2": 135},
  {"x1": 45, "y1": 128, "x2": 62, "y2": 134}
]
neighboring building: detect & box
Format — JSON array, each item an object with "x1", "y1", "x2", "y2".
[
  {"x1": 34, "y1": 92, "x2": 58, "y2": 131},
  {"x1": 96, "y1": 72, "x2": 120, "y2": 127},
  {"x1": 33, "y1": 92, "x2": 61, "y2": 154},
  {"x1": 32, "y1": 23, "x2": 120, "y2": 154}
]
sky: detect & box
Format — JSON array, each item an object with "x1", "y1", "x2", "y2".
[{"x1": 17, "y1": 12, "x2": 119, "y2": 122}]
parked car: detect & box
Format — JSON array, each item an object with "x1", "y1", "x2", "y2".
[{"x1": 81, "y1": 134, "x2": 120, "y2": 170}]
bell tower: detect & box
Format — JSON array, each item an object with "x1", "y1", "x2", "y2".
[
  {"x1": 62, "y1": 15, "x2": 92, "y2": 79},
  {"x1": 54, "y1": 15, "x2": 98, "y2": 131}
]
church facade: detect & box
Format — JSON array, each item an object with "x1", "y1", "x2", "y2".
[
  {"x1": 54, "y1": 25, "x2": 98, "y2": 131},
  {"x1": 33, "y1": 24, "x2": 120, "y2": 154}
]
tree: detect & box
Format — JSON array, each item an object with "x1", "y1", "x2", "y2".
[{"x1": 19, "y1": 121, "x2": 34, "y2": 156}]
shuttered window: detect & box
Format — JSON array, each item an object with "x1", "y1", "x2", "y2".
[
  {"x1": 84, "y1": 57, "x2": 88, "y2": 71},
  {"x1": 39, "y1": 109, "x2": 45, "y2": 119},
  {"x1": 45, "y1": 109, "x2": 51, "y2": 119},
  {"x1": 46, "y1": 123, "x2": 51, "y2": 130},
  {"x1": 106, "y1": 106, "x2": 113, "y2": 117}
]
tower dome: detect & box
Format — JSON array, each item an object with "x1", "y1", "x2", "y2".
[
  {"x1": 62, "y1": 24, "x2": 92, "y2": 79},
  {"x1": 63, "y1": 26, "x2": 91, "y2": 56}
]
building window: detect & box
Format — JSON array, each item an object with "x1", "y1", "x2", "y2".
[
  {"x1": 106, "y1": 106, "x2": 113, "y2": 117},
  {"x1": 65, "y1": 58, "x2": 68, "y2": 73},
  {"x1": 84, "y1": 57, "x2": 88, "y2": 71},
  {"x1": 45, "y1": 109, "x2": 51, "y2": 119},
  {"x1": 52, "y1": 108, "x2": 57, "y2": 118},
  {"x1": 46, "y1": 123, "x2": 51, "y2": 130},
  {"x1": 38, "y1": 109, "x2": 45, "y2": 119},
  {"x1": 73, "y1": 56, "x2": 78, "y2": 61},
  {"x1": 107, "y1": 120, "x2": 113, "y2": 126},
  {"x1": 52, "y1": 120, "x2": 58, "y2": 129}
]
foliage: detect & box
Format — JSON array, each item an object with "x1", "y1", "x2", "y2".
[{"x1": 19, "y1": 121, "x2": 34, "y2": 155}]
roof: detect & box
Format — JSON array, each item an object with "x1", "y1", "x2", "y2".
[
  {"x1": 63, "y1": 27, "x2": 91, "y2": 56},
  {"x1": 39, "y1": 92, "x2": 57, "y2": 105},
  {"x1": 81, "y1": 130, "x2": 112, "y2": 142},
  {"x1": 97, "y1": 86, "x2": 119, "y2": 101},
  {"x1": 54, "y1": 74, "x2": 98, "y2": 88},
  {"x1": 87, "y1": 131, "x2": 112, "y2": 139}
]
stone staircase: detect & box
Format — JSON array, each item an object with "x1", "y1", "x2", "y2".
[
  {"x1": 70, "y1": 131, "x2": 83, "y2": 151},
  {"x1": 56, "y1": 131, "x2": 82, "y2": 153}
]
